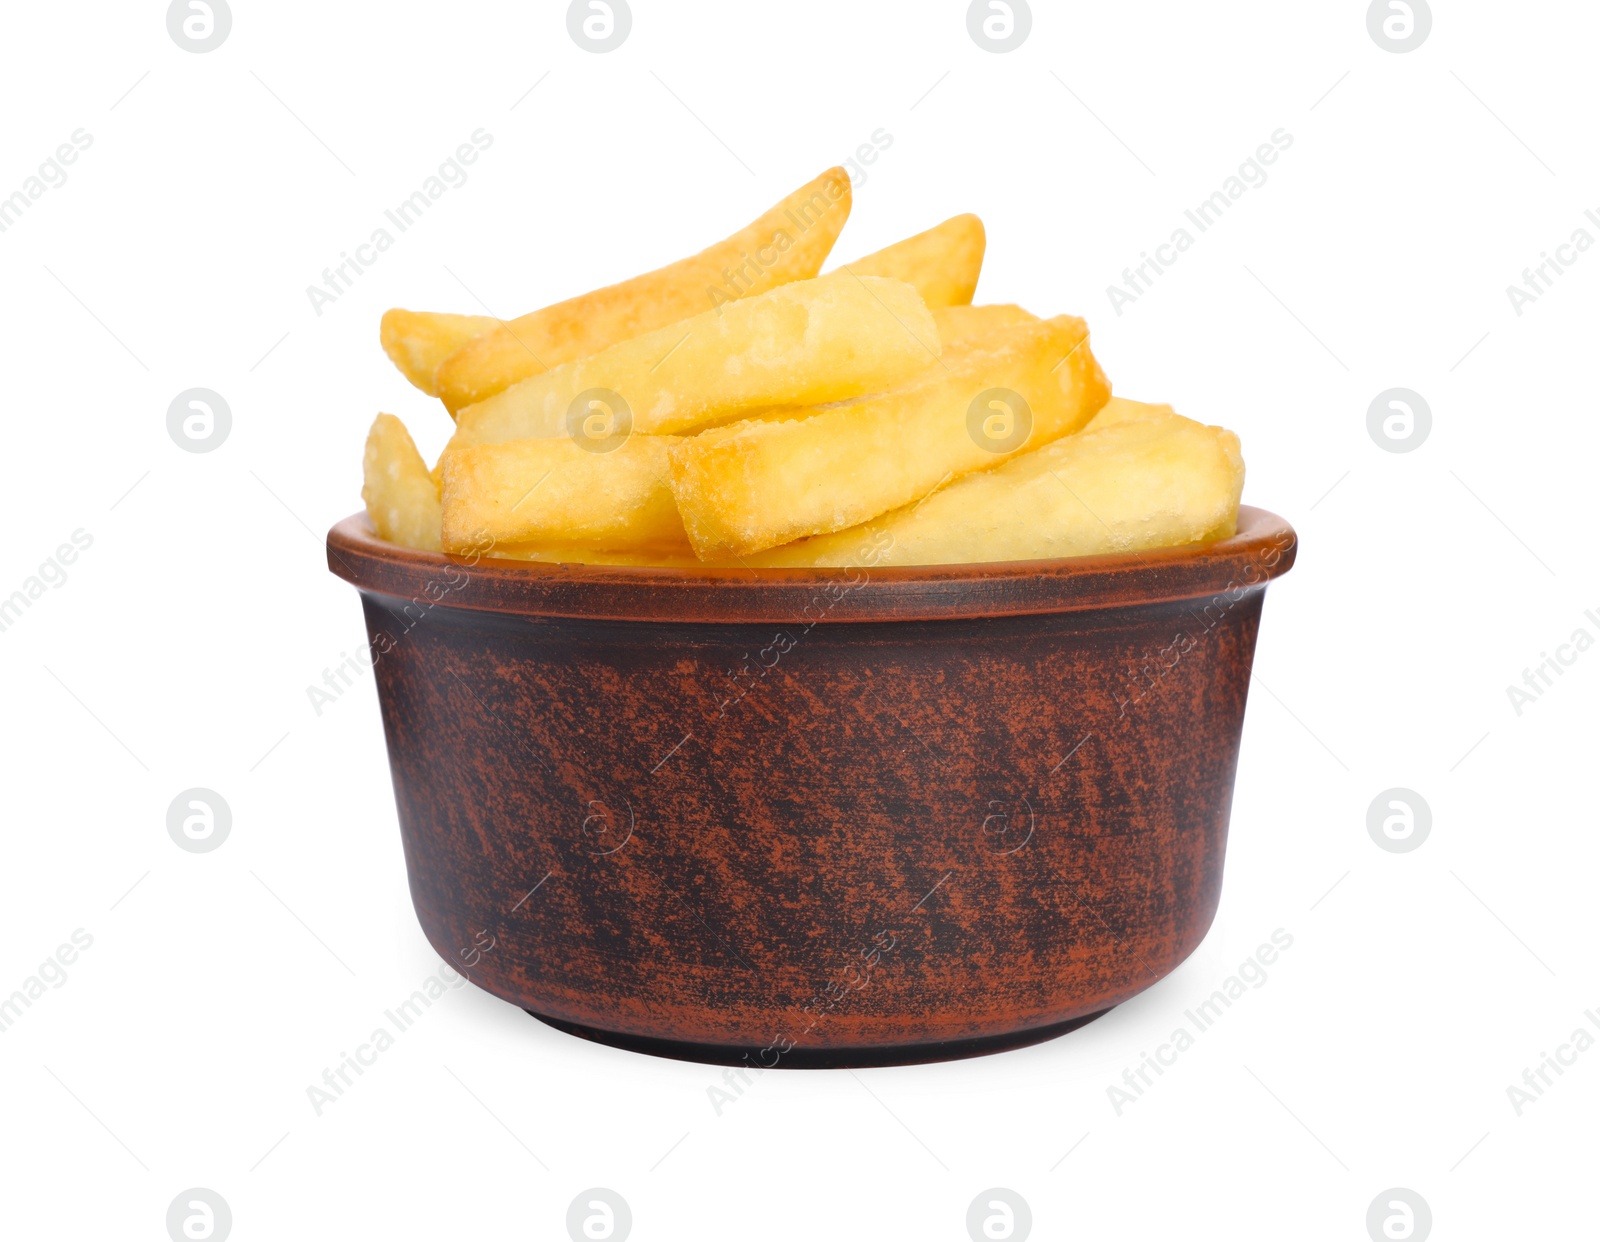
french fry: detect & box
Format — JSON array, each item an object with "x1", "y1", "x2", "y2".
[
  {"x1": 645, "y1": 308, "x2": 1044, "y2": 459},
  {"x1": 1087, "y1": 396, "x2": 1176, "y2": 428},
  {"x1": 439, "y1": 435, "x2": 687, "y2": 555},
  {"x1": 669, "y1": 304, "x2": 1036, "y2": 445},
  {"x1": 932, "y1": 303, "x2": 1037, "y2": 347},
  {"x1": 752, "y1": 410, "x2": 1244, "y2": 568},
  {"x1": 669, "y1": 314, "x2": 1109, "y2": 558},
  {"x1": 432, "y1": 167, "x2": 853, "y2": 414},
  {"x1": 379, "y1": 310, "x2": 500, "y2": 396},
  {"x1": 839, "y1": 214, "x2": 986, "y2": 308},
  {"x1": 361, "y1": 414, "x2": 442, "y2": 551},
  {"x1": 446, "y1": 272, "x2": 938, "y2": 449},
  {"x1": 484, "y1": 543, "x2": 707, "y2": 567}
]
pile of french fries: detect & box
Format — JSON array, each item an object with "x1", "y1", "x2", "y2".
[{"x1": 362, "y1": 167, "x2": 1245, "y2": 568}]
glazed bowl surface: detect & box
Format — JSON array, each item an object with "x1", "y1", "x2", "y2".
[{"x1": 327, "y1": 506, "x2": 1296, "y2": 1066}]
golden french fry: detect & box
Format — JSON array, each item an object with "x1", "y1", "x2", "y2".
[
  {"x1": 839, "y1": 214, "x2": 986, "y2": 308},
  {"x1": 483, "y1": 543, "x2": 707, "y2": 567},
  {"x1": 673, "y1": 304, "x2": 1037, "y2": 442},
  {"x1": 639, "y1": 308, "x2": 1040, "y2": 460},
  {"x1": 379, "y1": 310, "x2": 501, "y2": 396},
  {"x1": 669, "y1": 315, "x2": 1109, "y2": 558},
  {"x1": 429, "y1": 303, "x2": 1023, "y2": 473},
  {"x1": 1086, "y1": 396, "x2": 1177, "y2": 428},
  {"x1": 361, "y1": 414, "x2": 442, "y2": 551},
  {"x1": 433, "y1": 167, "x2": 853, "y2": 414},
  {"x1": 439, "y1": 435, "x2": 688, "y2": 555},
  {"x1": 931, "y1": 303, "x2": 1037, "y2": 347},
  {"x1": 752, "y1": 411, "x2": 1244, "y2": 568},
  {"x1": 447, "y1": 272, "x2": 938, "y2": 449}
]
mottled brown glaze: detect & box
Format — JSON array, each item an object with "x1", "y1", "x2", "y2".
[{"x1": 327, "y1": 508, "x2": 1296, "y2": 1066}]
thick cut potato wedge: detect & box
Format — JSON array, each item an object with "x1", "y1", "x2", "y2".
[
  {"x1": 482, "y1": 543, "x2": 707, "y2": 567},
  {"x1": 361, "y1": 414, "x2": 442, "y2": 551},
  {"x1": 1087, "y1": 396, "x2": 1177, "y2": 428},
  {"x1": 447, "y1": 272, "x2": 938, "y2": 449},
  {"x1": 433, "y1": 167, "x2": 853, "y2": 414},
  {"x1": 751, "y1": 411, "x2": 1244, "y2": 568},
  {"x1": 838, "y1": 215, "x2": 986, "y2": 308},
  {"x1": 669, "y1": 314, "x2": 1109, "y2": 558},
  {"x1": 380, "y1": 311, "x2": 500, "y2": 396},
  {"x1": 675, "y1": 305, "x2": 1038, "y2": 442},
  {"x1": 932, "y1": 303, "x2": 1037, "y2": 347},
  {"x1": 663, "y1": 307, "x2": 1036, "y2": 446},
  {"x1": 439, "y1": 434, "x2": 688, "y2": 555}
]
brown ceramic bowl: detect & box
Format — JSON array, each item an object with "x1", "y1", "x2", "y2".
[{"x1": 327, "y1": 506, "x2": 1296, "y2": 1067}]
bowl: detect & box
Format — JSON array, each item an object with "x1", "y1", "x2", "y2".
[{"x1": 327, "y1": 506, "x2": 1296, "y2": 1067}]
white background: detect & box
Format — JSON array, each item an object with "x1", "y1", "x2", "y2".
[{"x1": 2, "y1": 1, "x2": 1595, "y2": 1238}]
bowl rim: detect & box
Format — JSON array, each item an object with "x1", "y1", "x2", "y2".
[{"x1": 326, "y1": 505, "x2": 1297, "y2": 624}]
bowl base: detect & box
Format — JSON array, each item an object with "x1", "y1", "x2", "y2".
[{"x1": 526, "y1": 1008, "x2": 1115, "y2": 1068}]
